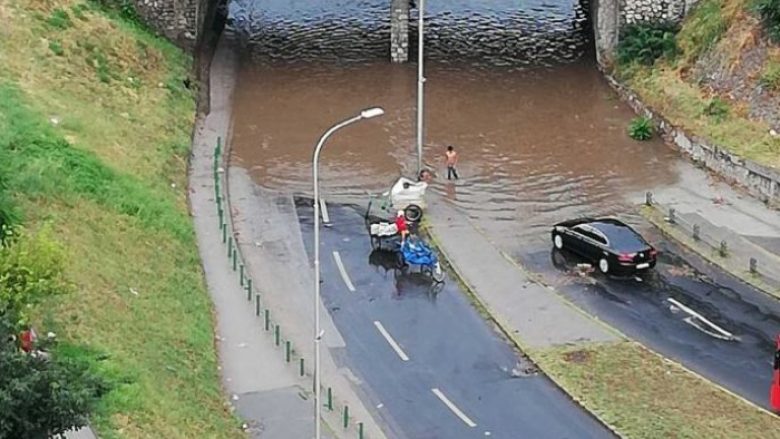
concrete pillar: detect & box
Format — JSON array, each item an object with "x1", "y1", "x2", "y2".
[
  {"x1": 592, "y1": 0, "x2": 620, "y2": 69},
  {"x1": 390, "y1": 0, "x2": 409, "y2": 63}
]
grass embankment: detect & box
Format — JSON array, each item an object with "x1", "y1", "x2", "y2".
[
  {"x1": 617, "y1": 0, "x2": 780, "y2": 168},
  {"x1": 535, "y1": 341, "x2": 780, "y2": 439},
  {"x1": 1, "y1": 1, "x2": 242, "y2": 437}
]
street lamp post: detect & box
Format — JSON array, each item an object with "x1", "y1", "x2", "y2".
[
  {"x1": 416, "y1": 0, "x2": 425, "y2": 176},
  {"x1": 312, "y1": 107, "x2": 384, "y2": 439}
]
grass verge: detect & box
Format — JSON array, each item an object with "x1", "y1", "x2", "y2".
[
  {"x1": 1, "y1": 1, "x2": 243, "y2": 437},
  {"x1": 533, "y1": 341, "x2": 780, "y2": 439}
]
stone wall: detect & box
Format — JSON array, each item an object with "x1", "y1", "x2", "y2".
[
  {"x1": 620, "y1": 0, "x2": 686, "y2": 25},
  {"x1": 390, "y1": 0, "x2": 410, "y2": 63},
  {"x1": 603, "y1": 73, "x2": 780, "y2": 206},
  {"x1": 131, "y1": 0, "x2": 211, "y2": 49}
]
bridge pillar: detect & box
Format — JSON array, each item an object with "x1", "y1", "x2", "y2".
[
  {"x1": 390, "y1": 0, "x2": 409, "y2": 63},
  {"x1": 592, "y1": 0, "x2": 620, "y2": 68}
]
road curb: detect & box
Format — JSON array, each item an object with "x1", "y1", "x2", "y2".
[
  {"x1": 422, "y1": 217, "x2": 779, "y2": 434},
  {"x1": 640, "y1": 204, "x2": 780, "y2": 301}
]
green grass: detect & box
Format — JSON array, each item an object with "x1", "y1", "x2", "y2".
[
  {"x1": 534, "y1": 341, "x2": 780, "y2": 438},
  {"x1": 761, "y1": 61, "x2": 780, "y2": 90},
  {"x1": 1, "y1": 1, "x2": 242, "y2": 437},
  {"x1": 677, "y1": 0, "x2": 730, "y2": 65}
]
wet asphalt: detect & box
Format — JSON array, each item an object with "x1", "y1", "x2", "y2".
[
  {"x1": 295, "y1": 198, "x2": 613, "y2": 439},
  {"x1": 519, "y1": 227, "x2": 780, "y2": 409}
]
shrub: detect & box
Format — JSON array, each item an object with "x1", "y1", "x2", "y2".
[
  {"x1": 0, "y1": 227, "x2": 67, "y2": 319},
  {"x1": 676, "y1": 0, "x2": 729, "y2": 64},
  {"x1": 46, "y1": 8, "x2": 73, "y2": 30},
  {"x1": 756, "y1": 0, "x2": 780, "y2": 42},
  {"x1": 48, "y1": 40, "x2": 65, "y2": 56},
  {"x1": 628, "y1": 116, "x2": 655, "y2": 140},
  {"x1": 617, "y1": 22, "x2": 680, "y2": 66},
  {"x1": 760, "y1": 61, "x2": 780, "y2": 91},
  {"x1": 703, "y1": 96, "x2": 729, "y2": 122}
]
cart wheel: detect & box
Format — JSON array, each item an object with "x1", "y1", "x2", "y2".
[
  {"x1": 404, "y1": 204, "x2": 423, "y2": 223},
  {"x1": 370, "y1": 236, "x2": 380, "y2": 250},
  {"x1": 432, "y1": 263, "x2": 445, "y2": 283}
]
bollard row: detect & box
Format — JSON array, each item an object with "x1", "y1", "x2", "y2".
[
  {"x1": 212, "y1": 139, "x2": 368, "y2": 437},
  {"x1": 647, "y1": 191, "x2": 771, "y2": 279}
]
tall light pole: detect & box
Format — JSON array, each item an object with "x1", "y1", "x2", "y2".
[
  {"x1": 312, "y1": 107, "x2": 384, "y2": 439},
  {"x1": 416, "y1": 0, "x2": 425, "y2": 176}
]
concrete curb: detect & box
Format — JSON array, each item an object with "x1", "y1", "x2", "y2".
[
  {"x1": 422, "y1": 217, "x2": 779, "y2": 433},
  {"x1": 640, "y1": 204, "x2": 780, "y2": 301}
]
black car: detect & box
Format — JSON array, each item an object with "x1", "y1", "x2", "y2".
[{"x1": 551, "y1": 217, "x2": 657, "y2": 274}]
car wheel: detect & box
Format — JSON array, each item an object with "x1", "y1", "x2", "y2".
[
  {"x1": 553, "y1": 234, "x2": 564, "y2": 250},
  {"x1": 598, "y1": 258, "x2": 609, "y2": 274}
]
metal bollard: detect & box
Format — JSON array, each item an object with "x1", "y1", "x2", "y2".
[
  {"x1": 247, "y1": 279, "x2": 253, "y2": 300},
  {"x1": 232, "y1": 249, "x2": 237, "y2": 271},
  {"x1": 719, "y1": 240, "x2": 728, "y2": 257},
  {"x1": 227, "y1": 236, "x2": 233, "y2": 258},
  {"x1": 359, "y1": 422, "x2": 364, "y2": 439},
  {"x1": 218, "y1": 207, "x2": 224, "y2": 227},
  {"x1": 240, "y1": 264, "x2": 244, "y2": 286},
  {"x1": 327, "y1": 387, "x2": 333, "y2": 411},
  {"x1": 343, "y1": 405, "x2": 349, "y2": 429},
  {"x1": 265, "y1": 309, "x2": 270, "y2": 331},
  {"x1": 255, "y1": 293, "x2": 260, "y2": 316},
  {"x1": 300, "y1": 358, "x2": 305, "y2": 376},
  {"x1": 286, "y1": 341, "x2": 291, "y2": 362},
  {"x1": 750, "y1": 257, "x2": 758, "y2": 274},
  {"x1": 645, "y1": 191, "x2": 653, "y2": 206},
  {"x1": 275, "y1": 325, "x2": 280, "y2": 346},
  {"x1": 668, "y1": 208, "x2": 676, "y2": 224},
  {"x1": 693, "y1": 224, "x2": 700, "y2": 241}
]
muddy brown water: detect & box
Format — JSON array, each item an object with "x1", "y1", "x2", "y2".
[{"x1": 227, "y1": 0, "x2": 682, "y2": 241}]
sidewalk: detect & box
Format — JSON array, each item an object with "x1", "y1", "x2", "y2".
[
  {"x1": 639, "y1": 163, "x2": 780, "y2": 297},
  {"x1": 189, "y1": 38, "x2": 319, "y2": 438}
]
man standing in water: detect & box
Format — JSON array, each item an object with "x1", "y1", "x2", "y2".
[{"x1": 445, "y1": 145, "x2": 459, "y2": 180}]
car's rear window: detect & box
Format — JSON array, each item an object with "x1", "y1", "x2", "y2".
[{"x1": 592, "y1": 222, "x2": 647, "y2": 252}]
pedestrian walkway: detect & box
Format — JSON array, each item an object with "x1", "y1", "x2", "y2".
[
  {"x1": 189, "y1": 38, "x2": 320, "y2": 438},
  {"x1": 640, "y1": 163, "x2": 780, "y2": 297},
  {"x1": 425, "y1": 196, "x2": 618, "y2": 349}
]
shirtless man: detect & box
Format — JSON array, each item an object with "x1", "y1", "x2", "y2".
[{"x1": 445, "y1": 145, "x2": 459, "y2": 180}]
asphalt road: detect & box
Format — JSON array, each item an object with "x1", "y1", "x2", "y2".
[
  {"x1": 295, "y1": 198, "x2": 613, "y2": 439},
  {"x1": 518, "y1": 226, "x2": 780, "y2": 409}
]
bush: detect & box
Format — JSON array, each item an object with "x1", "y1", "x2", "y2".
[
  {"x1": 756, "y1": 0, "x2": 780, "y2": 42},
  {"x1": 46, "y1": 8, "x2": 73, "y2": 30},
  {"x1": 48, "y1": 40, "x2": 65, "y2": 56},
  {"x1": 0, "y1": 314, "x2": 109, "y2": 439},
  {"x1": 0, "y1": 227, "x2": 67, "y2": 319},
  {"x1": 703, "y1": 96, "x2": 729, "y2": 122},
  {"x1": 760, "y1": 61, "x2": 780, "y2": 91},
  {"x1": 617, "y1": 22, "x2": 680, "y2": 66},
  {"x1": 628, "y1": 116, "x2": 655, "y2": 140}
]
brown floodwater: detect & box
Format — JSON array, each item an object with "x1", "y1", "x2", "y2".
[{"x1": 227, "y1": 0, "x2": 681, "y2": 239}]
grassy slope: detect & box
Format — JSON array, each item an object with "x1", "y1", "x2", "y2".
[
  {"x1": 535, "y1": 342, "x2": 780, "y2": 439},
  {"x1": 618, "y1": 0, "x2": 780, "y2": 168},
  {"x1": 0, "y1": 1, "x2": 242, "y2": 437}
]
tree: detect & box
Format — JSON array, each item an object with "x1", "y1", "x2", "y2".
[{"x1": 0, "y1": 314, "x2": 107, "y2": 439}]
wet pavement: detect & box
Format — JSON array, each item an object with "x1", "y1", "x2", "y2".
[
  {"x1": 296, "y1": 199, "x2": 612, "y2": 438},
  {"x1": 519, "y1": 224, "x2": 779, "y2": 408}
]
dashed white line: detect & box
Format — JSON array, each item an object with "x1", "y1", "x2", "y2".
[
  {"x1": 667, "y1": 297, "x2": 736, "y2": 341},
  {"x1": 332, "y1": 251, "x2": 356, "y2": 292},
  {"x1": 373, "y1": 321, "x2": 410, "y2": 361},
  {"x1": 431, "y1": 388, "x2": 477, "y2": 428},
  {"x1": 319, "y1": 198, "x2": 331, "y2": 225}
]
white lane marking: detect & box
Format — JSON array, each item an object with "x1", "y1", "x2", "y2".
[
  {"x1": 667, "y1": 297, "x2": 737, "y2": 341},
  {"x1": 373, "y1": 321, "x2": 410, "y2": 361},
  {"x1": 431, "y1": 388, "x2": 477, "y2": 428},
  {"x1": 320, "y1": 198, "x2": 331, "y2": 225},
  {"x1": 332, "y1": 251, "x2": 356, "y2": 292}
]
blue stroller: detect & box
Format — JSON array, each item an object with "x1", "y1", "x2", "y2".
[{"x1": 400, "y1": 237, "x2": 445, "y2": 283}]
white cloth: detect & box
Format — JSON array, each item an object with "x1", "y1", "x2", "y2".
[{"x1": 370, "y1": 222, "x2": 398, "y2": 237}]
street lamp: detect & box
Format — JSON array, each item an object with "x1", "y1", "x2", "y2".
[
  {"x1": 312, "y1": 107, "x2": 384, "y2": 439},
  {"x1": 416, "y1": 0, "x2": 426, "y2": 176}
]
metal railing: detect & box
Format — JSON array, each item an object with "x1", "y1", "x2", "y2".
[{"x1": 212, "y1": 138, "x2": 369, "y2": 438}]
